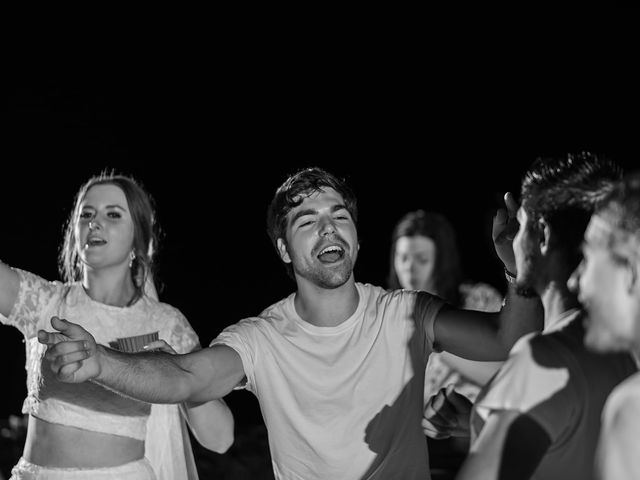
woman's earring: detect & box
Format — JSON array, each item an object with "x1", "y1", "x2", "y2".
[{"x1": 129, "y1": 250, "x2": 136, "y2": 268}]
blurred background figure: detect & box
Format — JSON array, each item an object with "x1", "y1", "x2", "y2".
[
  {"x1": 387, "y1": 209, "x2": 503, "y2": 478},
  {"x1": 570, "y1": 170, "x2": 640, "y2": 480}
]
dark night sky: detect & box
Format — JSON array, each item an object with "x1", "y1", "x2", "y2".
[{"x1": 3, "y1": 30, "x2": 639, "y2": 426}]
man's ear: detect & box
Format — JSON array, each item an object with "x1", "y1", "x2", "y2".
[
  {"x1": 277, "y1": 238, "x2": 292, "y2": 264},
  {"x1": 538, "y1": 217, "x2": 552, "y2": 256}
]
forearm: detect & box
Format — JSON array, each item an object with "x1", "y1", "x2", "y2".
[
  {"x1": 495, "y1": 284, "x2": 543, "y2": 353},
  {"x1": 181, "y1": 399, "x2": 235, "y2": 453},
  {"x1": 93, "y1": 345, "x2": 196, "y2": 403},
  {"x1": 434, "y1": 287, "x2": 542, "y2": 361},
  {"x1": 92, "y1": 343, "x2": 242, "y2": 404}
]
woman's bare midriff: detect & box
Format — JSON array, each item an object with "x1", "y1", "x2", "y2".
[{"x1": 23, "y1": 415, "x2": 145, "y2": 468}]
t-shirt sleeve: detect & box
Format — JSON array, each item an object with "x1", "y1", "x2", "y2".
[
  {"x1": 0, "y1": 268, "x2": 62, "y2": 338},
  {"x1": 473, "y1": 335, "x2": 576, "y2": 443},
  {"x1": 413, "y1": 291, "x2": 446, "y2": 352},
  {"x1": 209, "y1": 318, "x2": 259, "y2": 394},
  {"x1": 167, "y1": 309, "x2": 200, "y2": 354}
]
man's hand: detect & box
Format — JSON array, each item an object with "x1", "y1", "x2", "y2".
[
  {"x1": 422, "y1": 385, "x2": 473, "y2": 439},
  {"x1": 492, "y1": 192, "x2": 520, "y2": 275},
  {"x1": 37, "y1": 316, "x2": 100, "y2": 383}
]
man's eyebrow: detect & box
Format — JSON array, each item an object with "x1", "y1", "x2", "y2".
[
  {"x1": 290, "y1": 204, "x2": 348, "y2": 225},
  {"x1": 290, "y1": 208, "x2": 318, "y2": 226},
  {"x1": 331, "y1": 204, "x2": 348, "y2": 213}
]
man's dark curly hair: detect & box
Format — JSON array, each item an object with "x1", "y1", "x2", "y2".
[{"x1": 521, "y1": 152, "x2": 623, "y2": 271}]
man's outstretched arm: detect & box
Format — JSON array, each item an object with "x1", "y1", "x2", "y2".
[
  {"x1": 38, "y1": 316, "x2": 245, "y2": 404},
  {"x1": 426, "y1": 191, "x2": 543, "y2": 361},
  {"x1": 432, "y1": 286, "x2": 543, "y2": 361}
]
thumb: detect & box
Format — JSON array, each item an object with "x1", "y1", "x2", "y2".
[
  {"x1": 504, "y1": 191, "x2": 519, "y2": 216},
  {"x1": 50, "y1": 315, "x2": 68, "y2": 331},
  {"x1": 50, "y1": 316, "x2": 86, "y2": 339}
]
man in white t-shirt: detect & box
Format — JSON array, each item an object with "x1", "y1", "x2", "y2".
[
  {"x1": 570, "y1": 170, "x2": 640, "y2": 480},
  {"x1": 37, "y1": 167, "x2": 542, "y2": 480}
]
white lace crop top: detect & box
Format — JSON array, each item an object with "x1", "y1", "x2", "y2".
[{"x1": 0, "y1": 269, "x2": 199, "y2": 441}]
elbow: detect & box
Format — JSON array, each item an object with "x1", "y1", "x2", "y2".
[
  {"x1": 199, "y1": 426, "x2": 235, "y2": 453},
  {"x1": 212, "y1": 432, "x2": 235, "y2": 454}
]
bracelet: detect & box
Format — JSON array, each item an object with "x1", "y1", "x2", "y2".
[{"x1": 504, "y1": 268, "x2": 517, "y2": 284}]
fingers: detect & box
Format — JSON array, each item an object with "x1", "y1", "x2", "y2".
[
  {"x1": 59, "y1": 362, "x2": 83, "y2": 382},
  {"x1": 143, "y1": 339, "x2": 176, "y2": 354},
  {"x1": 443, "y1": 384, "x2": 473, "y2": 413},
  {"x1": 45, "y1": 339, "x2": 89, "y2": 363},
  {"x1": 49, "y1": 316, "x2": 91, "y2": 341},
  {"x1": 422, "y1": 417, "x2": 451, "y2": 439},
  {"x1": 504, "y1": 191, "x2": 519, "y2": 216},
  {"x1": 37, "y1": 329, "x2": 59, "y2": 346},
  {"x1": 492, "y1": 207, "x2": 508, "y2": 240},
  {"x1": 424, "y1": 387, "x2": 459, "y2": 437}
]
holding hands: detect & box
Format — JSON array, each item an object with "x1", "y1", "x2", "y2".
[
  {"x1": 422, "y1": 384, "x2": 473, "y2": 439},
  {"x1": 38, "y1": 316, "x2": 100, "y2": 383}
]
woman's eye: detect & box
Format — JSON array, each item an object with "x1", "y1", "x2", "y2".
[
  {"x1": 107, "y1": 212, "x2": 122, "y2": 219},
  {"x1": 79, "y1": 212, "x2": 93, "y2": 219}
]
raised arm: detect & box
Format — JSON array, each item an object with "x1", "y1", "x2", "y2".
[
  {"x1": 0, "y1": 261, "x2": 19, "y2": 318},
  {"x1": 38, "y1": 316, "x2": 245, "y2": 404},
  {"x1": 433, "y1": 286, "x2": 543, "y2": 361},
  {"x1": 429, "y1": 192, "x2": 543, "y2": 361}
]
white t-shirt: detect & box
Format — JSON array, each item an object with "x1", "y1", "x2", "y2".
[
  {"x1": 597, "y1": 372, "x2": 640, "y2": 480},
  {"x1": 211, "y1": 283, "x2": 444, "y2": 480}
]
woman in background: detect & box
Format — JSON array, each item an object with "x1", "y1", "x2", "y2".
[{"x1": 388, "y1": 209, "x2": 503, "y2": 478}]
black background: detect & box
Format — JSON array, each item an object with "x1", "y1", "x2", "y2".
[{"x1": 3, "y1": 22, "x2": 640, "y2": 430}]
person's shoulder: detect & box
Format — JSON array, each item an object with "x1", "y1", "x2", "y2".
[
  {"x1": 359, "y1": 282, "x2": 417, "y2": 300},
  {"x1": 459, "y1": 281, "x2": 503, "y2": 312},
  {"x1": 365, "y1": 284, "x2": 443, "y2": 314},
  {"x1": 257, "y1": 292, "x2": 294, "y2": 320},
  {"x1": 15, "y1": 267, "x2": 67, "y2": 290},
  {"x1": 610, "y1": 373, "x2": 640, "y2": 405},
  {"x1": 142, "y1": 296, "x2": 190, "y2": 324}
]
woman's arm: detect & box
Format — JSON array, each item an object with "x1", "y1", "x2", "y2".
[
  {"x1": 180, "y1": 399, "x2": 234, "y2": 453},
  {"x1": 0, "y1": 261, "x2": 19, "y2": 318},
  {"x1": 148, "y1": 339, "x2": 235, "y2": 453}
]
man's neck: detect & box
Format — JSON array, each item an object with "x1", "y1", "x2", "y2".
[
  {"x1": 294, "y1": 277, "x2": 360, "y2": 327},
  {"x1": 540, "y1": 279, "x2": 580, "y2": 328}
]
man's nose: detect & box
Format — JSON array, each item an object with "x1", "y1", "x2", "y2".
[
  {"x1": 567, "y1": 261, "x2": 583, "y2": 293},
  {"x1": 319, "y1": 218, "x2": 336, "y2": 236}
]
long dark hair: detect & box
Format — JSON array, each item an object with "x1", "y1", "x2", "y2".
[{"x1": 387, "y1": 210, "x2": 462, "y2": 304}]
